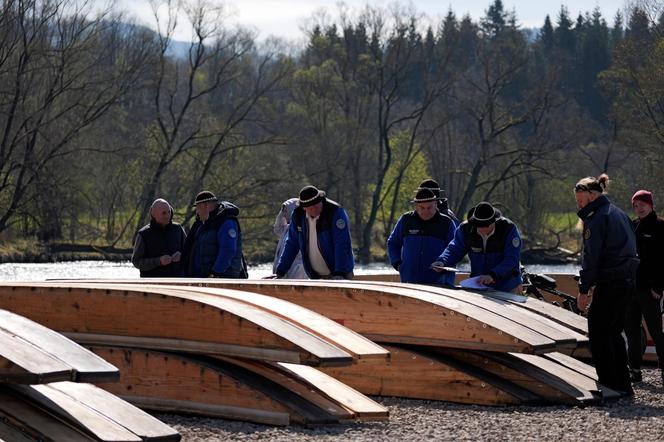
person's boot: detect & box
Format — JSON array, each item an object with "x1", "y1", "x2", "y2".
[{"x1": 630, "y1": 368, "x2": 642, "y2": 382}]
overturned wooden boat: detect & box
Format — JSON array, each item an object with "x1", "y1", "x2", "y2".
[
  {"x1": 0, "y1": 282, "x2": 391, "y2": 366},
  {"x1": 89, "y1": 345, "x2": 387, "y2": 426},
  {"x1": 1, "y1": 381, "x2": 180, "y2": 441},
  {"x1": 82, "y1": 279, "x2": 583, "y2": 354}
]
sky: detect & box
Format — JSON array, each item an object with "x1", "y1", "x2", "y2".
[{"x1": 102, "y1": 0, "x2": 627, "y2": 43}]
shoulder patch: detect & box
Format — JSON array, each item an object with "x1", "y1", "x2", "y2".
[
  {"x1": 228, "y1": 228, "x2": 237, "y2": 238},
  {"x1": 512, "y1": 237, "x2": 520, "y2": 248},
  {"x1": 583, "y1": 228, "x2": 591, "y2": 240},
  {"x1": 336, "y1": 218, "x2": 346, "y2": 229}
]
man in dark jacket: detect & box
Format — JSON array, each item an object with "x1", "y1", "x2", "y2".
[
  {"x1": 625, "y1": 189, "x2": 664, "y2": 383},
  {"x1": 387, "y1": 188, "x2": 455, "y2": 285},
  {"x1": 432, "y1": 201, "x2": 522, "y2": 292},
  {"x1": 574, "y1": 174, "x2": 638, "y2": 396},
  {"x1": 418, "y1": 178, "x2": 458, "y2": 223},
  {"x1": 132, "y1": 198, "x2": 186, "y2": 277},
  {"x1": 182, "y1": 191, "x2": 248, "y2": 278},
  {"x1": 275, "y1": 185, "x2": 354, "y2": 279}
]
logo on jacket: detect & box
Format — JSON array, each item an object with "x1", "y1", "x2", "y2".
[
  {"x1": 512, "y1": 237, "x2": 520, "y2": 248},
  {"x1": 228, "y1": 229, "x2": 237, "y2": 238},
  {"x1": 336, "y1": 219, "x2": 346, "y2": 229},
  {"x1": 583, "y1": 228, "x2": 591, "y2": 240},
  {"x1": 408, "y1": 229, "x2": 421, "y2": 234}
]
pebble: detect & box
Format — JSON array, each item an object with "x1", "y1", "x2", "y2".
[{"x1": 158, "y1": 367, "x2": 664, "y2": 441}]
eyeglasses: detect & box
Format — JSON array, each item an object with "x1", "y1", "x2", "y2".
[{"x1": 574, "y1": 183, "x2": 589, "y2": 192}]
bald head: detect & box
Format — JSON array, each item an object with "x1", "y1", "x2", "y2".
[{"x1": 150, "y1": 198, "x2": 172, "y2": 227}]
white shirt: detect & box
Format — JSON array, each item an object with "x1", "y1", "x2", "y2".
[{"x1": 306, "y1": 215, "x2": 331, "y2": 276}]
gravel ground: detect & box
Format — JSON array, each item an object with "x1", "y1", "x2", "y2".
[{"x1": 156, "y1": 367, "x2": 664, "y2": 441}]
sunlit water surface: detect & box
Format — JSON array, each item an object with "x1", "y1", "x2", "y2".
[{"x1": 0, "y1": 260, "x2": 580, "y2": 281}]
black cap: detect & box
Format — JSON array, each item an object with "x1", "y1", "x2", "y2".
[
  {"x1": 418, "y1": 179, "x2": 441, "y2": 197},
  {"x1": 193, "y1": 190, "x2": 218, "y2": 207},
  {"x1": 298, "y1": 185, "x2": 326, "y2": 207},
  {"x1": 411, "y1": 188, "x2": 439, "y2": 203},
  {"x1": 468, "y1": 201, "x2": 501, "y2": 227}
]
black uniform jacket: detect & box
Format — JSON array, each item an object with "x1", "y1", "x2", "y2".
[
  {"x1": 577, "y1": 195, "x2": 638, "y2": 294},
  {"x1": 633, "y1": 210, "x2": 664, "y2": 294}
]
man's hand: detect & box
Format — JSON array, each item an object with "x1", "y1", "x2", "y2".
[
  {"x1": 477, "y1": 274, "x2": 495, "y2": 285},
  {"x1": 431, "y1": 261, "x2": 445, "y2": 273},
  {"x1": 577, "y1": 287, "x2": 593, "y2": 313},
  {"x1": 651, "y1": 289, "x2": 662, "y2": 300},
  {"x1": 159, "y1": 255, "x2": 173, "y2": 266},
  {"x1": 171, "y1": 251, "x2": 181, "y2": 263}
]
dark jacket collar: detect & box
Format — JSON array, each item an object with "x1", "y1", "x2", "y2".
[{"x1": 577, "y1": 195, "x2": 609, "y2": 220}]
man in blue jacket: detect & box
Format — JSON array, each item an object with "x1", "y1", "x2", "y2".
[
  {"x1": 182, "y1": 190, "x2": 248, "y2": 278},
  {"x1": 387, "y1": 188, "x2": 456, "y2": 285},
  {"x1": 275, "y1": 185, "x2": 354, "y2": 279},
  {"x1": 432, "y1": 201, "x2": 522, "y2": 292}
]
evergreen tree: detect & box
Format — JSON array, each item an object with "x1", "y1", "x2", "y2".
[
  {"x1": 610, "y1": 11, "x2": 624, "y2": 48},
  {"x1": 541, "y1": 15, "x2": 554, "y2": 51},
  {"x1": 481, "y1": 0, "x2": 507, "y2": 38},
  {"x1": 555, "y1": 6, "x2": 575, "y2": 53}
]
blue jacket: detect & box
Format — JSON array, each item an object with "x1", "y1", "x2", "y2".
[
  {"x1": 276, "y1": 199, "x2": 354, "y2": 279},
  {"x1": 437, "y1": 217, "x2": 522, "y2": 292},
  {"x1": 184, "y1": 202, "x2": 248, "y2": 278},
  {"x1": 578, "y1": 195, "x2": 638, "y2": 294},
  {"x1": 387, "y1": 211, "x2": 456, "y2": 285}
]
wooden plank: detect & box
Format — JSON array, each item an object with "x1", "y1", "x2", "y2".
[
  {"x1": 363, "y1": 282, "x2": 587, "y2": 347},
  {"x1": 0, "y1": 309, "x2": 118, "y2": 383},
  {"x1": 11, "y1": 384, "x2": 143, "y2": 442},
  {"x1": 88, "y1": 346, "x2": 340, "y2": 425},
  {"x1": 543, "y1": 352, "x2": 598, "y2": 381},
  {"x1": 123, "y1": 396, "x2": 290, "y2": 426},
  {"x1": 480, "y1": 290, "x2": 588, "y2": 335},
  {"x1": 0, "y1": 387, "x2": 96, "y2": 441},
  {"x1": 46, "y1": 382, "x2": 180, "y2": 442},
  {"x1": 0, "y1": 283, "x2": 353, "y2": 366},
  {"x1": 140, "y1": 284, "x2": 389, "y2": 362},
  {"x1": 436, "y1": 348, "x2": 595, "y2": 404},
  {"x1": 212, "y1": 356, "x2": 355, "y2": 421},
  {"x1": 276, "y1": 362, "x2": 389, "y2": 419},
  {"x1": 320, "y1": 344, "x2": 532, "y2": 406},
  {"x1": 76, "y1": 279, "x2": 559, "y2": 354},
  {"x1": 509, "y1": 353, "x2": 619, "y2": 400},
  {"x1": 0, "y1": 327, "x2": 73, "y2": 384}
]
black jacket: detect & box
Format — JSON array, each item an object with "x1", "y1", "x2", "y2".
[
  {"x1": 633, "y1": 210, "x2": 664, "y2": 294},
  {"x1": 577, "y1": 195, "x2": 638, "y2": 294},
  {"x1": 134, "y1": 218, "x2": 186, "y2": 278}
]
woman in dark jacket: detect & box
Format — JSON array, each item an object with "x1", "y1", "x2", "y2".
[{"x1": 625, "y1": 190, "x2": 664, "y2": 382}]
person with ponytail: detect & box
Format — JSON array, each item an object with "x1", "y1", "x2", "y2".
[{"x1": 574, "y1": 173, "x2": 639, "y2": 396}]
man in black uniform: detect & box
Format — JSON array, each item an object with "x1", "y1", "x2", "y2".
[
  {"x1": 575, "y1": 174, "x2": 639, "y2": 396},
  {"x1": 625, "y1": 190, "x2": 664, "y2": 383}
]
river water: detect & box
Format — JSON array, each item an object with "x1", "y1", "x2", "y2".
[{"x1": 0, "y1": 260, "x2": 580, "y2": 281}]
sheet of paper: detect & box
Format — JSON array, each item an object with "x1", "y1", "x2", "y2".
[
  {"x1": 430, "y1": 264, "x2": 458, "y2": 272},
  {"x1": 460, "y1": 276, "x2": 491, "y2": 290}
]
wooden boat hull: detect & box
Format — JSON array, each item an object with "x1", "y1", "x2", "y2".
[
  {"x1": 0, "y1": 283, "x2": 358, "y2": 366},
  {"x1": 72, "y1": 279, "x2": 568, "y2": 354},
  {"x1": 89, "y1": 346, "x2": 387, "y2": 425}
]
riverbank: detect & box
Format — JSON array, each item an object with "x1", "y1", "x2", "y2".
[{"x1": 0, "y1": 240, "x2": 132, "y2": 263}]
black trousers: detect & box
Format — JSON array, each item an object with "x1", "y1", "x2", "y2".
[
  {"x1": 625, "y1": 288, "x2": 664, "y2": 369},
  {"x1": 588, "y1": 281, "x2": 633, "y2": 392}
]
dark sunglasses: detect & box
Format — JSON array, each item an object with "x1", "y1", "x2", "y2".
[{"x1": 574, "y1": 183, "x2": 589, "y2": 192}]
